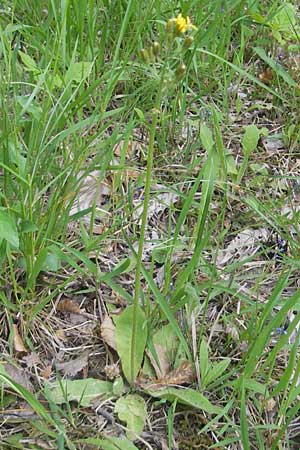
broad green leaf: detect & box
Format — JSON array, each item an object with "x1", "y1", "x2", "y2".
[
  {"x1": 271, "y1": 3, "x2": 297, "y2": 36},
  {"x1": 115, "y1": 305, "x2": 147, "y2": 384},
  {"x1": 20, "y1": 220, "x2": 38, "y2": 233},
  {"x1": 231, "y1": 378, "x2": 269, "y2": 396},
  {"x1": 113, "y1": 377, "x2": 124, "y2": 397},
  {"x1": 41, "y1": 251, "x2": 62, "y2": 272},
  {"x1": 199, "y1": 339, "x2": 209, "y2": 383},
  {"x1": 152, "y1": 324, "x2": 179, "y2": 364},
  {"x1": 47, "y1": 379, "x2": 113, "y2": 406},
  {"x1": 242, "y1": 124, "x2": 260, "y2": 155},
  {"x1": 16, "y1": 96, "x2": 42, "y2": 121},
  {"x1": 134, "y1": 108, "x2": 145, "y2": 122},
  {"x1": 204, "y1": 358, "x2": 230, "y2": 387},
  {"x1": 147, "y1": 387, "x2": 221, "y2": 415},
  {"x1": 200, "y1": 123, "x2": 214, "y2": 152},
  {"x1": 115, "y1": 394, "x2": 147, "y2": 440},
  {"x1": 18, "y1": 50, "x2": 40, "y2": 73},
  {"x1": 225, "y1": 151, "x2": 238, "y2": 175},
  {"x1": 65, "y1": 62, "x2": 93, "y2": 84},
  {"x1": 141, "y1": 265, "x2": 190, "y2": 358},
  {"x1": 79, "y1": 437, "x2": 138, "y2": 450},
  {"x1": 254, "y1": 47, "x2": 296, "y2": 87},
  {"x1": 249, "y1": 163, "x2": 268, "y2": 175},
  {"x1": 0, "y1": 211, "x2": 19, "y2": 248}
]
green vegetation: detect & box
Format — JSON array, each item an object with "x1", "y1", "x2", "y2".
[{"x1": 0, "y1": 1, "x2": 300, "y2": 449}]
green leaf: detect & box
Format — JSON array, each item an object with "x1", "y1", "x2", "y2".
[
  {"x1": 65, "y1": 62, "x2": 93, "y2": 84},
  {"x1": 113, "y1": 377, "x2": 124, "y2": 396},
  {"x1": 240, "y1": 379, "x2": 250, "y2": 450},
  {"x1": 79, "y1": 437, "x2": 138, "y2": 450},
  {"x1": 254, "y1": 47, "x2": 296, "y2": 87},
  {"x1": 249, "y1": 163, "x2": 268, "y2": 175},
  {"x1": 152, "y1": 324, "x2": 179, "y2": 365},
  {"x1": 20, "y1": 220, "x2": 38, "y2": 233},
  {"x1": 115, "y1": 394, "x2": 147, "y2": 440},
  {"x1": 0, "y1": 211, "x2": 19, "y2": 248},
  {"x1": 271, "y1": 3, "x2": 297, "y2": 34},
  {"x1": 242, "y1": 124, "x2": 260, "y2": 155},
  {"x1": 225, "y1": 151, "x2": 238, "y2": 175},
  {"x1": 16, "y1": 96, "x2": 43, "y2": 121},
  {"x1": 41, "y1": 251, "x2": 62, "y2": 272},
  {"x1": 204, "y1": 358, "x2": 230, "y2": 387},
  {"x1": 199, "y1": 339, "x2": 209, "y2": 383},
  {"x1": 200, "y1": 123, "x2": 214, "y2": 152},
  {"x1": 231, "y1": 378, "x2": 269, "y2": 396},
  {"x1": 147, "y1": 387, "x2": 221, "y2": 415},
  {"x1": 115, "y1": 305, "x2": 147, "y2": 384},
  {"x1": 47, "y1": 379, "x2": 113, "y2": 406},
  {"x1": 18, "y1": 50, "x2": 40, "y2": 73}
]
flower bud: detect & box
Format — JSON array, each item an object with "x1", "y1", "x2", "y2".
[
  {"x1": 166, "y1": 18, "x2": 176, "y2": 34},
  {"x1": 148, "y1": 46, "x2": 155, "y2": 62},
  {"x1": 175, "y1": 63, "x2": 186, "y2": 80},
  {"x1": 152, "y1": 41, "x2": 160, "y2": 56},
  {"x1": 140, "y1": 48, "x2": 149, "y2": 62},
  {"x1": 183, "y1": 36, "x2": 194, "y2": 49}
]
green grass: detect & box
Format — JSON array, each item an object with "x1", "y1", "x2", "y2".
[{"x1": 0, "y1": 0, "x2": 300, "y2": 449}]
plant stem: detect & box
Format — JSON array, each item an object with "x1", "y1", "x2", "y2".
[{"x1": 131, "y1": 87, "x2": 163, "y2": 384}]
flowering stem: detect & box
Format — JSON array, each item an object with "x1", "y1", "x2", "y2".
[{"x1": 131, "y1": 83, "x2": 163, "y2": 384}]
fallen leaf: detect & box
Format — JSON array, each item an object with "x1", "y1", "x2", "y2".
[
  {"x1": 70, "y1": 170, "x2": 111, "y2": 219},
  {"x1": 258, "y1": 67, "x2": 273, "y2": 84},
  {"x1": 55, "y1": 329, "x2": 66, "y2": 340},
  {"x1": 115, "y1": 394, "x2": 147, "y2": 440},
  {"x1": 12, "y1": 324, "x2": 28, "y2": 354},
  {"x1": 113, "y1": 140, "x2": 136, "y2": 158},
  {"x1": 41, "y1": 365, "x2": 52, "y2": 380},
  {"x1": 101, "y1": 315, "x2": 117, "y2": 350},
  {"x1": 217, "y1": 228, "x2": 268, "y2": 267},
  {"x1": 21, "y1": 352, "x2": 40, "y2": 368},
  {"x1": 133, "y1": 185, "x2": 178, "y2": 223},
  {"x1": 225, "y1": 325, "x2": 239, "y2": 341},
  {"x1": 146, "y1": 344, "x2": 169, "y2": 378},
  {"x1": 55, "y1": 352, "x2": 89, "y2": 377},
  {"x1": 0, "y1": 362, "x2": 33, "y2": 392},
  {"x1": 158, "y1": 361, "x2": 194, "y2": 386},
  {"x1": 57, "y1": 298, "x2": 84, "y2": 315},
  {"x1": 264, "y1": 397, "x2": 277, "y2": 412}
]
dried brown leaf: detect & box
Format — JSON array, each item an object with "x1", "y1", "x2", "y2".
[
  {"x1": 12, "y1": 324, "x2": 27, "y2": 354},
  {"x1": 264, "y1": 397, "x2": 277, "y2": 413},
  {"x1": 4, "y1": 363, "x2": 33, "y2": 392},
  {"x1": 100, "y1": 315, "x2": 117, "y2": 350},
  {"x1": 113, "y1": 139, "x2": 139, "y2": 158},
  {"x1": 258, "y1": 67, "x2": 273, "y2": 85},
  {"x1": 55, "y1": 329, "x2": 67, "y2": 340},
  {"x1": 57, "y1": 298, "x2": 84, "y2": 315},
  {"x1": 21, "y1": 352, "x2": 40, "y2": 368},
  {"x1": 157, "y1": 361, "x2": 194, "y2": 386},
  {"x1": 70, "y1": 170, "x2": 111, "y2": 218},
  {"x1": 41, "y1": 365, "x2": 52, "y2": 380},
  {"x1": 56, "y1": 352, "x2": 89, "y2": 377},
  {"x1": 146, "y1": 344, "x2": 170, "y2": 378}
]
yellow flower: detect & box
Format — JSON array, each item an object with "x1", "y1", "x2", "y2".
[{"x1": 175, "y1": 13, "x2": 197, "y2": 34}]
